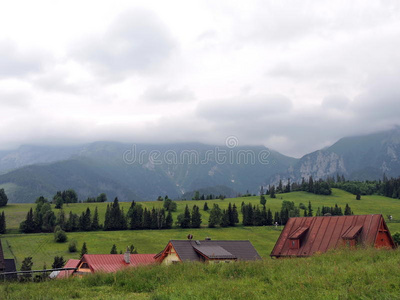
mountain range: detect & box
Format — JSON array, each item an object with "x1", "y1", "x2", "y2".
[{"x1": 0, "y1": 127, "x2": 399, "y2": 203}]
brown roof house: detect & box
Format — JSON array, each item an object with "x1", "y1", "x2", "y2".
[
  {"x1": 270, "y1": 214, "x2": 396, "y2": 258},
  {"x1": 155, "y1": 239, "x2": 261, "y2": 264},
  {"x1": 0, "y1": 239, "x2": 17, "y2": 280}
]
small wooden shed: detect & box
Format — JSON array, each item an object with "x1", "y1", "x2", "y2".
[{"x1": 270, "y1": 214, "x2": 395, "y2": 258}]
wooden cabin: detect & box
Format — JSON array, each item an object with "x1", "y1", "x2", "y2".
[
  {"x1": 155, "y1": 239, "x2": 261, "y2": 264},
  {"x1": 270, "y1": 214, "x2": 396, "y2": 258}
]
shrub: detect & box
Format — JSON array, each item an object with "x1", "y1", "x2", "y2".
[
  {"x1": 54, "y1": 226, "x2": 68, "y2": 243},
  {"x1": 393, "y1": 232, "x2": 400, "y2": 246},
  {"x1": 68, "y1": 240, "x2": 77, "y2": 253}
]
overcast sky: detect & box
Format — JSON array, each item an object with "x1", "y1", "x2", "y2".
[{"x1": 1, "y1": 0, "x2": 400, "y2": 157}]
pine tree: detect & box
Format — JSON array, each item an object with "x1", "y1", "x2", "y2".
[
  {"x1": 191, "y1": 205, "x2": 202, "y2": 228},
  {"x1": 267, "y1": 209, "x2": 273, "y2": 225},
  {"x1": 260, "y1": 195, "x2": 266, "y2": 206},
  {"x1": 179, "y1": 205, "x2": 191, "y2": 228},
  {"x1": 344, "y1": 204, "x2": 352, "y2": 215},
  {"x1": 242, "y1": 204, "x2": 254, "y2": 226},
  {"x1": 56, "y1": 210, "x2": 66, "y2": 230},
  {"x1": 41, "y1": 209, "x2": 56, "y2": 232},
  {"x1": 20, "y1": 208, "x2": 37, "y2": 233},
  {"x1": 80, "y1": 242, "x2": 88, "y2": 258},
  {"x1": 143, "y1": 208, "x2": 152, "y2": 229},
  {"x1": 356, "y1": 193, "x2": 361, "y2": 200},
  {"x1": 91, "y1": 207, "x2": 100, "y2": 230},
  {"x1": 0, "y1": 188, "x2": 8, "y2": 207},
  {"x1": 66, "y1": 211, "x2": 79, "y2": 232},
  {"x1": 270, "y1": 186, "x2": 276, "y2": 198},
  {"x1": 280, "y1": 208, "x2": 289, "y2": 225},
  {"x1": 110, "y1": 244, "x2": 118, "y2": 254},
  {"x1": 227, "y1": 203, "x2": 234, "y2": 226},
  {"x1": 308, "y1": 176, "x2": 314, "y2": 193},
  {"x1": 316, "y1": 207, "x2": 321, "y2": 216},
  {"x1": 254, "y1": 206, "x2": 262, "y2": 226},
  {"x1": 130, "y1": 203, "x2": 143, "y2": 230},
  {"x1": 20, "y1": 257, "x2": 33, "y2": 281},
  {"x1": 52, "y1": 256, "x2": 66, "y2": 269},
  {"x1": 150, "y1": 208, "x2": 158, "y2": 229},
  {"x1": 157, "y1": 209, "x2": 166, "y2": 229},
  {"x1": 0, "y1": 211, "x2": 6, "y2": 234},
  {"x1": 208, "y1": 204, "x2": 222, "y2": 228},
  {"x1": 79, "y1": 208, "x2": 91, "y2": 231},
  {"x1": 220, "y1": 209, "x2": 230, "y2": 227},
  {"x1": 104, "y1": 204, "x2": 111, "y2": 230},
  {"x1": 261, "y1": 205, "x2": 268, "y2": 226},
  {"x1": 166, "y1": 211, "x2": 173, "y2": 229},
  {"x1": 307, "y1": 201, "x2": 313, "y2": 217},
  {"x1": 203, "y1": 202, "x2": 209, "y2": 211},
  {"x1": 232, "y1": 204, "x2": 239, "y2": 225}
]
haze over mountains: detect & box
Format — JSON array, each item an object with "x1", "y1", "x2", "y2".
[{"x1": 0, "y1": 128, "x2": 399, "y2": 203}]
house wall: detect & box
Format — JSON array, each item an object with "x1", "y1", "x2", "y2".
[
  {"x1": 162, "y1": 246, "x2": 181, "y2": 265},
  {"x1": 375, "y1": 231, "x2": 393, "y2": 248},
  {"x1": 76, "y1": 261, "x2": 92, "y2": 274}
]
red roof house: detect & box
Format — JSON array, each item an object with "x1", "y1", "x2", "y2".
[
  {"x1": 73, "y1": 250, "x2": 155, "y2": 275},
  {"x1": 270, "y1": 214, "x2": 395, "y2": 258},
  {"x1": 56, "y1": 259, "x2": 80, "y2": 278}
]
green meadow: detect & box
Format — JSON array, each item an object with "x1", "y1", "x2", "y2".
[
  {"x1": 1, "y1": 188, "x2": 400, "y2": 269},
  {"x1": 2, "y1": 188, "x2": 400, "y2": 231},
  {"x1": 1, "y1": 248, "x2": 400, "y2": 300}
]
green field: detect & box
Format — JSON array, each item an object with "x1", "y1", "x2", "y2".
[
  {"x1": 1, "y1": 189, "x2": 400, "y2": 269},
  {"x1": 2, "y1": 188, "x2": 400, "y2": 231},
  {"x1": 1, "y1": 248, "x2": 400, "y2": 299}
]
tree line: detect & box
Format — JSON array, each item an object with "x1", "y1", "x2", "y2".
[
  {"x1": 264, "y1": 174, "x2": 400, "y2": 200},
  {"x1": 19, "y1": 197, "x2": 175, "y2": 233}
]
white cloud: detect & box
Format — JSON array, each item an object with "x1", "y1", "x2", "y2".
[
  {"x1": 0, "y1": 0, "x2": 399, "y2": 157},
  {"x1": 71, "y1": 8, "x2": 176, "y2": 81}
]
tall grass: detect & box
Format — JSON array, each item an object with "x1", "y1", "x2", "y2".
[{"x1": 1, "y1": 248, "x2": 399, "y2": 299}]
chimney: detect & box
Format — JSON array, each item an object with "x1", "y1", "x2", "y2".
[{"x1": 124, "y1": 247, "x2": 130, "y2": 264}]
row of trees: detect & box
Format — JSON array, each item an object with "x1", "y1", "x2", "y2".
[
  {"x1": 332, "y1": 175, "x2": 400, "y2": 199},
  {"x1": 265, "y1": 174, "x2": 400, "y2": 200},
  {"x1": 207, "y1": 203, "x2": 239, "y2": 228},
  {"x1": 53, "y1": 190, "x2": 79, "y2": 208},
  {"x1": 191, "y1": 191, "x2": 226, "y2": 201},
  {"x1": 84, "y1": 193, "x2": 107, "y2": 203},
  {"x1": 175, "y1": 205, "x2": 202, "y2": 228},
  {"x1": 19, "y1": 194, "x2": 355, "y2": 233},
  {"x1": 105, "y1": 199, "x2": 173, "y2": 230},
  {"x1": 20, "y1": 197, "x2": 176, "y2": 233}
]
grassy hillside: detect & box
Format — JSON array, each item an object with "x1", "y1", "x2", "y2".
[
  {"x1": 1, "y1": 248, "x2": 400, "y2": 299},
  {"x1": 1, "y1": 227, "x2": 280, "y2": 269},
  {"x1": 1, "y1": 188, "x2": 400, "y2": 269},
  {"x1": 2, "y1": 189, "x2": 400, "y2": 232}
]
